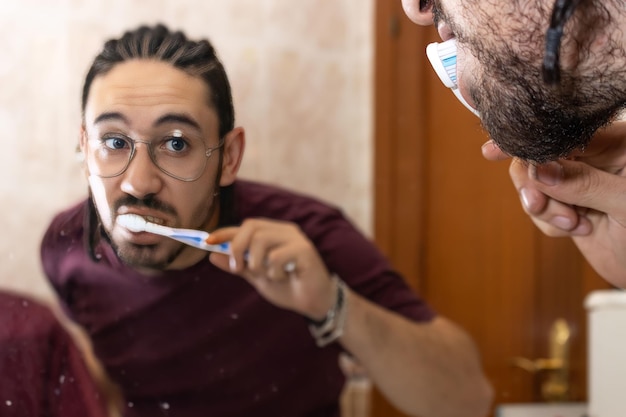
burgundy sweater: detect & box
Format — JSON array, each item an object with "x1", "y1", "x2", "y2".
[
  {"x1": 41, "y1": 180, "x2": 435, "y2": 417},
  {"x1": 0, "y1": 291, "x2": 109, "y2": 417}
]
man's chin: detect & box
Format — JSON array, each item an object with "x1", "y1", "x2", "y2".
[{"x1": 115, "y1": 243, "x2": 172, "y2": 271}]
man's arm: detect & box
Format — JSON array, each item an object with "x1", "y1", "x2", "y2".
[
  {"x1": 208, "y1": 219, "x2": 493, "y2": 417},
  {"x1": 340, "y1": 292, "x2": 493, "y2": 417}
]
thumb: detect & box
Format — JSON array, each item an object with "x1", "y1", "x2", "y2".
[
  {"x1": 481, "y1": 140, "x2": 510, "y2": 161},
  {"x1": 205, "y1": 226, "x2": 238, "y2": 244}
]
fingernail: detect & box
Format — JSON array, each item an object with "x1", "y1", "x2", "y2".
[
  {"x1": 551, "y1": 216, "x2": 575, "y2": 230},
  {"x1": 229, "y1": 256, "x2": 237, "y2": 272},
  {"x1": 520, "y1": 187, "x2": 532, "y2": 211},
  {"x1": 531, "y1": 162, "x2": 563, "y2": 186}
]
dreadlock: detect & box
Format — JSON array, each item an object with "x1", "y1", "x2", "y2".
[{"x1": 542, "y1": 0, "x2": 583, "y2": 85}]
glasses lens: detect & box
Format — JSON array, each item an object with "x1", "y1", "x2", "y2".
[
  {"x1": 152, "y1": 134, "x2": 209, "y2": 180},
  {"x1": 86, "y1": 136, "x2": 132, "y2": 178}
]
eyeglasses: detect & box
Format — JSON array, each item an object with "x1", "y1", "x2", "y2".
[{"x1": 85, "y1": 130, "x2": 223, "y2": 182}]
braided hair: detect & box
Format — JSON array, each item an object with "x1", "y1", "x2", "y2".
[
  {"x1": 81, "y1": 24, "x2": 234, "y2": 138},
  {"x1": 542, "y1": 0, "x2": 583, "y2": 85}
]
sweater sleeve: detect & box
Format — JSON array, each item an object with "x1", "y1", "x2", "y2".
[{"x1": 233, "y1": 180, "x2": 436, "y2": 322}]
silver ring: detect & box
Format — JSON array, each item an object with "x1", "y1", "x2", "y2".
[{"x1": 284, "y1": 261, "x2": 297, "y2": 273}]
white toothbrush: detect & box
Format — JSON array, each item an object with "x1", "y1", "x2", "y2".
[
  {"x1": 117, "y1": 214, "x2": 297, "y2": 272},
  {"x1": 117, "y1": 214, "x2": 232, "y2": 254}
]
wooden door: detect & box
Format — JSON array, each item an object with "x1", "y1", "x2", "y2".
[{"x1": 372, "y1": 2, "x2": 614, "y2": 416}]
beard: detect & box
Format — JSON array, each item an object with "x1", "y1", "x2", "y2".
[
  {"x1": 472, "y1": 63, "x2": 624, "y2": 163},
  {"x1": 473, "y1": 59, "x2": 624, "y2": 163},
  {"x1": 113, "y1": 239, "x2": 185, "y2": 271},
  {"x1": 454, "y1": 0, "x2": 626, "y2": 163},
  {"x1": 94, "y1": 192, "x2": 217, "y2": 271},
  {"x1": 100, "y1": 194, "x2": 185, "y2": 270}
]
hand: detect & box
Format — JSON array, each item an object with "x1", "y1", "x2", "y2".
[
  {"x1": 206, "y1": 218, "x2": 336, "y2": 319},
  {"x1": 483, "y1": 120, "x2": 626, "y2": 287}
]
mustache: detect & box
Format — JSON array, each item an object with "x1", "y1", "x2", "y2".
[{"x1": 114, "y1": 195, "x2": 178, "y2": 217}]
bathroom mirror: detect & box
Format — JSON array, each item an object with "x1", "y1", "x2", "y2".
[{"x1": 2, "y1": 2, "x2": 619, "y2": 417}]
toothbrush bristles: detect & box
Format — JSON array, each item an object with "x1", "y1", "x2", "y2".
[{"x1": 117, "y1": 214, "x2": 148, "y2": 232}]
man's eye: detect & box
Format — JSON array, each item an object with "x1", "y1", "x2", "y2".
[
  {"x1": 164, "y1": 137, "x2": 188, "y2": 153},
  {"x1": 103, "y1": 137, "x2": 130, "y2": 150}
]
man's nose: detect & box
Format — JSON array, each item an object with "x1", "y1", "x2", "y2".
[
  {"x1": 120, "y1": 143, "x2": 163, "y2": 199},
  {"x1": 401, "y1": 0, "x2": 434, "y2": 25}
]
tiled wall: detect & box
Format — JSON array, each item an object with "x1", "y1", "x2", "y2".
[{"x1": 0, "y1": 0, "x2": 374, "y2": 301}]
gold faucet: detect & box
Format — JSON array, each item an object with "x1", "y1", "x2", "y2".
[{"x1": 510, "y1": 318, "x2": 571, "y2": 401}]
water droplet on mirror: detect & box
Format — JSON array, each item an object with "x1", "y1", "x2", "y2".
[
  {"x1": 160, "y1": 402, "x2": 170, "y2": 410},
  {"x1": 5, "y1": 400, "x2": 12, "y2": 406}
]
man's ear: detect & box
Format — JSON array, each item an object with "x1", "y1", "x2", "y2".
[
  {"x1": 219, "y1": 126, "x2": 245, "y2": 186},
  {"x1": 401, "y1": 0, "x2": 434, "y2": 25},
  {"x1": 78, "y1": 126, "x2": 89, "y2": 178}
]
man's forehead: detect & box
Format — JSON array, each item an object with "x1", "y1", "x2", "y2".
[
  {"x1": 85, "y1": 60, "x2": 214, "y2": 124},
  {"x1": 90, "y1": 61, "x2": 208, "y2": 102}
]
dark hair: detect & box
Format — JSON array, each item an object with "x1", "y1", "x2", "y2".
[
  {"x1": 542, "y1": 0, "x2": 583, "y2": 85},
  {"x1": 81, "y1": 23, "x2": 235, "y2": 137}
]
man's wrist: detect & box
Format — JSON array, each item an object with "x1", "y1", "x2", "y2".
[{"x1": 307, "y1": 276, "x2": 349, "y2": 347}]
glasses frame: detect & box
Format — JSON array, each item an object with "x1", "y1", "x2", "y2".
[{"x1": 86, "y1": 135, "x2": 225, "y2": 182}]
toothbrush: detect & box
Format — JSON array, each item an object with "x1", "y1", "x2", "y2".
[
  {"x1": 426, "y1": 39, "x2": 480, "y2": 117},
  {"x1": 117, "y1": 213, "x2": 232, "y2": 254},
  {"x1": 117, "y1": 213, "x2": 297, "y2": 272}
]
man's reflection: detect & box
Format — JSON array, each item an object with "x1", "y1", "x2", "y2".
[{"x1": 40, "y1": 24, "x2": 492, "y2": 417}]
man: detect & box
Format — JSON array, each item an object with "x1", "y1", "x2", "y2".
[
  {"x1": 41, "y1": 24, "x2": 491, "y2": 417},
  {"x1": 402, "y1": 1, "x2": 626, "y2": 287}
]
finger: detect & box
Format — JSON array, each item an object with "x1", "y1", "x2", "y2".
[
  {"x1": 215, "y1": 225, "x2": 254, "y2": 273},
  {"x1": 481, "y1": 140, "x2": 510, "y2": 161},
  {"x1": 530, "y1": 160, "x2": 626, "y2": 222},
  {"x1": 510, "y1": 159, "x2": 591, "y2": 234},
  {"x1": 525, "y1": 197, "x2": 592, "y2": 236},
  {"x1": 205, "y1": 227, "x2": 238, "y2": 244},
  {"x1": 264, "y1": 245, "x2": 299, "y2": 281},
  {"x1": 245, "y1": 225, "x2": 298, "y2": 274},
  {"x1": 212, "y1": 220, "x2": 276, "y2": 273},
  {"x1": 208, "y1": 252, "x2": 231, "y2": 272},
  {"x1": 224, "y1": 219, "x2": 296, "y2": 275},
  {"x1": 510, "y1": 159, "x2": 550, "y2": 215}
]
